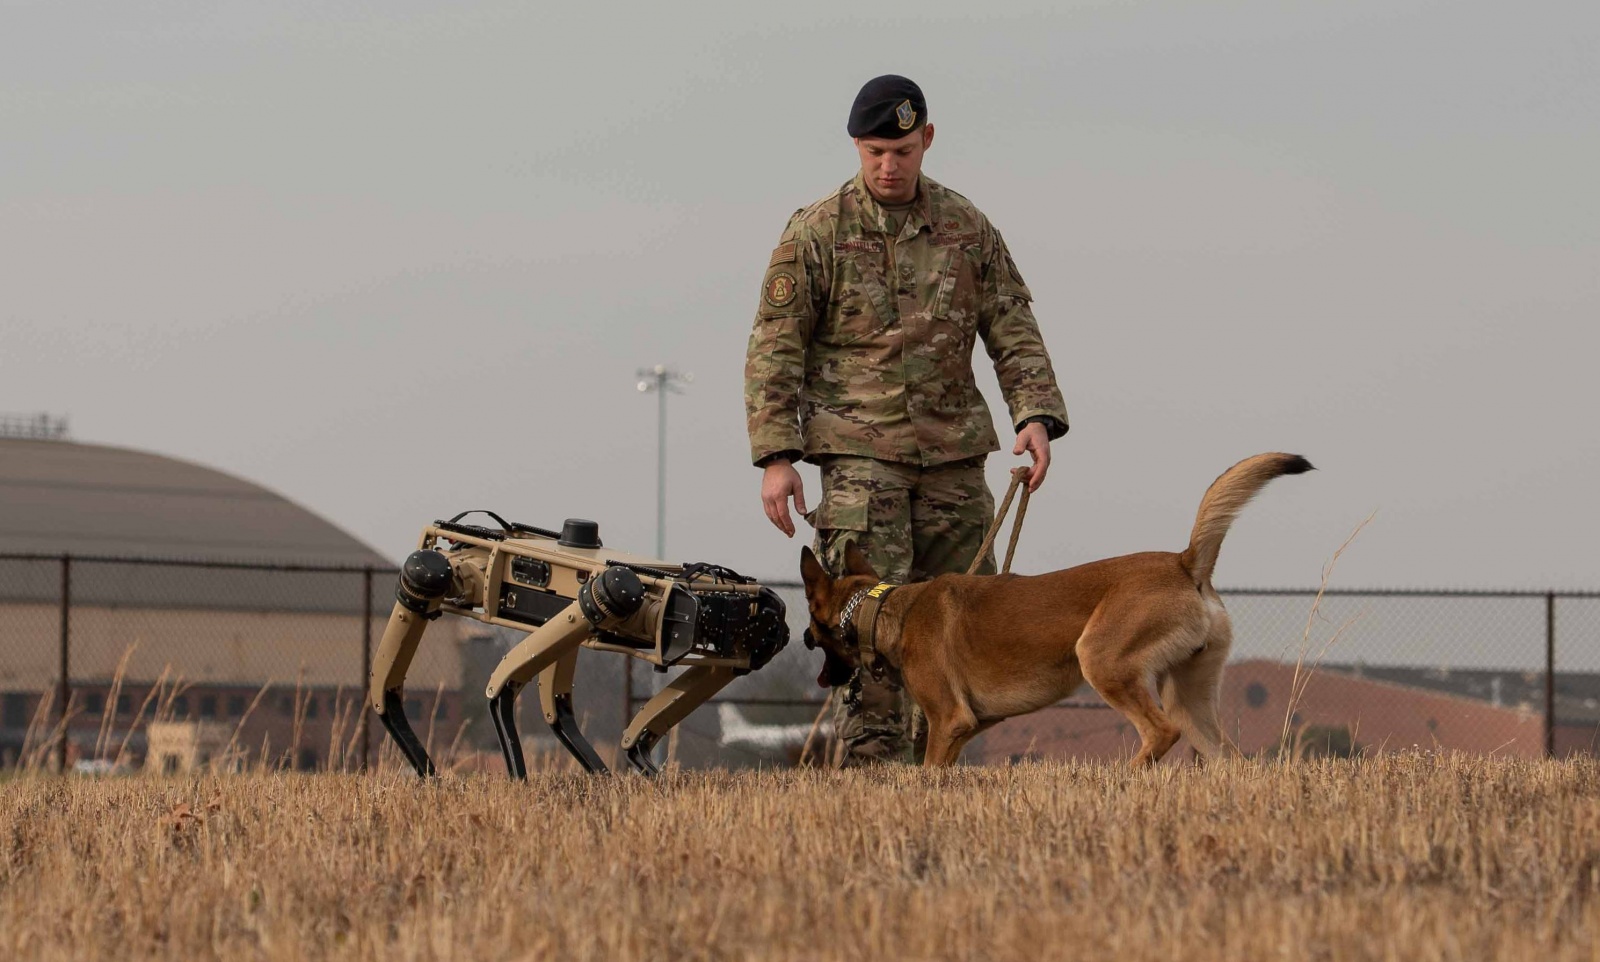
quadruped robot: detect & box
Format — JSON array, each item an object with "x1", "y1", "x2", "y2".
[{"x1": 368, "y1": 512, "x2": 789, "y2": 778}]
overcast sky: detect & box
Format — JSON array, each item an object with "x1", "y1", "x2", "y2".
[{"x1": 3, "y1": 0, "x2": 1596, "y2": 593}]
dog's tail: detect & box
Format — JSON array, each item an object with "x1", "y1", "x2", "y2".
[{"x1": 1180, "y1": 453, "x2": 1314, "y2": 586}]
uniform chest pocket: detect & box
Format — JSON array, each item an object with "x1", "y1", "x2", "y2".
[
  {"x1": 932, "y1": 244, "x2": 983, "y2": 328},
  {"x1": 820, "y1": 246, "x2": 895, "y2": 347}
]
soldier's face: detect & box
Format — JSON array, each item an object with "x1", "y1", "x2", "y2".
[{"x1": 854, "y1": 125, "x2": 935, "y2": 204}]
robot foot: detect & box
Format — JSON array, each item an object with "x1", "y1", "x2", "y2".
[
  {"x1": 489, "y1": 684, "x2": 528, "y2": 780},
  {"x1": 378, "y1": 689, "x2": 437, "y2": 778}
]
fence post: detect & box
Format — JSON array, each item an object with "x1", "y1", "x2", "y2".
[
  {"x1": 362, "y1": 566, "x2": 373, "y2": 773},
  {"x1": 57, "y1": 555, "x2": 70, "y2": 774},
  {"x1": 1545, "y1": 592, "x2": 1556, "y2": 758}
]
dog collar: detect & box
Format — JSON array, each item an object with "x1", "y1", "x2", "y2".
[
  {"x1": 847, "y1": 582, "x2": 897, "y2": 681},
  {"x1": 838, "y1": 587, "x2": 870, "y2": 634}
]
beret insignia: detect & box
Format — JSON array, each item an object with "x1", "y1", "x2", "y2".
[
  {"x1": 765, "y1": 271, "x2": 799, "y2": 309},
  {"x1": 896, "y1": 100, "x2": 916, "y2": 130}
]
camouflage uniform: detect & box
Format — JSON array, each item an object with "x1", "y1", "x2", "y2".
[
  {"x1": 745, "y1": 173, "x2": 1068, "y2": 765},
  {"x1": 810, "y1": 455, "x2": 997, "y2": 763}
]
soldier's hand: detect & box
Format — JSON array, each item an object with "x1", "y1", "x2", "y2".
[
  {"x1": 761, "y1": 461, "x2": 808, "y2": 538},
  {"x1": 1013, "y1": 422, "x2": 1052, "y2": 492}
]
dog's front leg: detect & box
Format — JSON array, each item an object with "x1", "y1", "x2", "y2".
[
  {"x1": 919, "y1": 703, "x2": 979, "y2": 768},
  {"x1": 905, "y1": 655, "x2": 982, "y2": 767},
  {"x1": 922, "y1": 722, "x2": 955, "y2": 768}
]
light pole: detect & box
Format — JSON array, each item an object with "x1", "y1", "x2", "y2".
[
  {"x1": 635, "y1": 365, "x2": 692, "y2": 559},
  {"x1": 631, "y1": 365, "x2": 691, "y2": 739}
]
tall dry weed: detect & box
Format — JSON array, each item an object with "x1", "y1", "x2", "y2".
[
  {"x1": 1277, "y1": 512, "x2": 1374, "y2": 758},
  {"x1": 2, "y1": 754, "x2": 1597, "y2": 962}
]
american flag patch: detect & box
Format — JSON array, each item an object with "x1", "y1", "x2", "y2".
[{"x1": 770, "y1": 242, "x2": 797, "y2": 266}]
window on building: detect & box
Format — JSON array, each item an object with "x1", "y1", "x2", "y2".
[
  {"x1": 84, "y1": 692, "x2": 105, "y2": 716},
  {"x1": 405, "y1": 698, "x2": 421, "y2": 717},
  {"x1": 3, "y1": 693, "x2": 27, "y2": 728},
  {"x1": 116, "y1": 694, "x2": 131, "y2": 717},
  {"x1": 227, "y1": 695, "x2": 246, "y2": 718},
  {"x1": 172, "y1": 695, "x2": 189, "y2": 718},
  {"x1": 305, "y1": 696, "x2": 319, "y2": 720},
  {"x1": 278, "y1": 695, "x2": 294, "y2": 716},
  {"x1": 199, "y1": 695, "x2": 217, "y2": 720},
  {"x1": 296, "y1": 748, "x2": 318, "y2": 772},
  {"x1": 436, "y1": 702, "x2": 448, "y2": 721}
]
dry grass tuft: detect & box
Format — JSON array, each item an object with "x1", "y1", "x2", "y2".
[{"x1": 2, "y1": 754, "x2": 1599, "y2": 961}]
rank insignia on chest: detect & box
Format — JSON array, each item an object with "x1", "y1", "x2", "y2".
[
  {"x1": 765, "y1": 271, "x2": 799, "y2": 309},
  {"x1": 896, "y1": 100, "x2": 917, "y2": 130}
]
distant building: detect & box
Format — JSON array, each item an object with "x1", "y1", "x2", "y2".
[
  {"x1": 971, "y1": 659, "x2": 1600, "y2": 764},
  {"x1": 146, "y1": 720, "x2": 232, "y2": 774},
  {"x1": 0, "y1": 437, "x2": 466, "y2": 770}
]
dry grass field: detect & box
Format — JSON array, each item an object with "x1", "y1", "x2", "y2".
[{"x1": 2, "y1": 754, "x2": 1598, "y2": 961}]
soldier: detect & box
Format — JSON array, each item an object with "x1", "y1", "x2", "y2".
[{"x1": 745, "y1": 75, "x2": 1069, "y2": 767}]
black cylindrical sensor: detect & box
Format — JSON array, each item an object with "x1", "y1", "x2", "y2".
[{"x1": 558, "y1": 518, "x2": 602, "y2": 549}]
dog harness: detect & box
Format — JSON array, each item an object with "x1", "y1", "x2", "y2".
[{"x1": 840, "y1": 581, "x2": 898, "y2": 680}]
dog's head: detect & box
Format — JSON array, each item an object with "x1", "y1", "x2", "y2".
[{"x1": 799, "y1": 542, "x2": 880, "y2": 689}]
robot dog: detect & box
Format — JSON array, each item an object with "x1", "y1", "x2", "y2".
[{"x1": 369, "y1": 512, "x2": 788, "y2": 778}]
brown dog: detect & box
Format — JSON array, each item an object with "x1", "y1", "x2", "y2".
[{"x1": 799, "y1": 452, "x2": 1313, "y2": 767}]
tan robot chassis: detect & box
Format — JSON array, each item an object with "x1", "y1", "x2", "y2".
[{"x1": 369, "y1": 512, "x2": 789, "y2": 777}]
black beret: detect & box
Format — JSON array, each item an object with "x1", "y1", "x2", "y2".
[{"x1": 847, "y1": 75, "x2": 926, "y2": 139}]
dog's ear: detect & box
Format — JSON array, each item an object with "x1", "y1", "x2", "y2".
[
  {"x1": 843, "y1": 541, "x2": 878, "y2": 579},
  {"x1": 800, "y1": 545, "x2": 830, "y2": 595}
]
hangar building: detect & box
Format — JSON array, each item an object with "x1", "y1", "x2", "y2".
[{"x1": 0, "y1": 435, "x2": 466, "y2": 771}]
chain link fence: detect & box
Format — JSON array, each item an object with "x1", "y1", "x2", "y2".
[
  {"x1": 966, "y1": 589, "x2": 1600, "y2": 764},
  {"x1": 1, "y1": 554, "x2": 1595, "y2": 772}
]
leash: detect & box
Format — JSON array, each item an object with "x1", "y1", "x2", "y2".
[{"x1": 966, "y1": 466, "x2": 1034, "y2": 575}]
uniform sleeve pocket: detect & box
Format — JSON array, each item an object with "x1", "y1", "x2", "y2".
[
  {"x1": 997, "y1": 279, "x2": 1032, "y2": 302},
  {"x1": 805, "y1": 488, "x2": 869, "y2": 532}
]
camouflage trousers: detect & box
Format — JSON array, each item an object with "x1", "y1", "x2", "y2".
[{"x1": 809, "y1": 455, "x2": 996, "y2": 768}]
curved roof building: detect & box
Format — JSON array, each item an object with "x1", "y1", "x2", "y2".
[
  {"x1": 0, "y1": 438, "x2": 387, "y2": 566},
  {"x1": 0, "y1": 438, "x2": 394, "y2": 614},
  {"x1": 0, "y1": 439, "x2": 458, "y2": 767}
]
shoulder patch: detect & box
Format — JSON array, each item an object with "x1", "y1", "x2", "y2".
[
  {"x1": 764, "y1": 271, "x2": 799, "y2": 310},
  {"x1": 770, "y1": 242, "x2": 797, "y2": 267}
]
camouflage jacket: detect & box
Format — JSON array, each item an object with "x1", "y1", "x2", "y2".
[{"x1": 745, "y1": 173, "x2": 1068, "y2": 467}]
